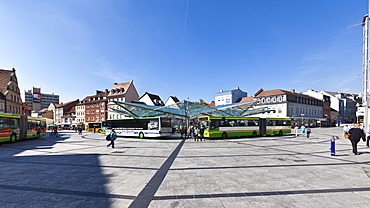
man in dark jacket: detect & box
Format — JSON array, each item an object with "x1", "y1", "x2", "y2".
[{"x1": 348, "y1": 124, "x2": 366, "y2": 155}]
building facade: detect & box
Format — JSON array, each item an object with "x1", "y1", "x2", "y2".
[
  {"x1": 215, "y1": 87, "x2": 247, "y2": 106},
  {"x1": 303, "y1": 89, "x2": 332, "y2": 126},
  {"x1": 0, "y1": 92, "x2": 5, "y2": 113},
  {"x1": 0, "y1": 68, "x2": 22, "y2": 114},
  {"x1": 165, "y1": 96, "x2": 180, "y2": 106},
  {"x1": 24, "y1": 87, "x2": 60, "y2": 111},
  {"x1": 321, "y1": 91, "x2": 359, "y2": 123},
  {"x1": 139, "y1": 92, "x2": 165, "y2": 106},
  {"x1": 81, "y1": 90, "x2": 108, "y2": 126},
  {"x1": 241, "y1": 89, "x2": 326, "y2": 126},
  {"x1": 53, "y1": 100, "x2": 79, "y2": 129},
  {"x1": 107, "y1": 81, "x2": 139, "y2": 119}
]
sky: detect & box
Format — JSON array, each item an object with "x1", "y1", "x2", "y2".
[{"x1": 0, "y1": 0, "x2": 368, "y2": 104}]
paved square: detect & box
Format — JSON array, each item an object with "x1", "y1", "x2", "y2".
[{"x1": 0, "y1": 127, "x2": 370, "y2": 207}]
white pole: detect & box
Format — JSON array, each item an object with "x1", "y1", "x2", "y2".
[{"x1": 363, "y1": 1, "x2": 370, "y2": 137}]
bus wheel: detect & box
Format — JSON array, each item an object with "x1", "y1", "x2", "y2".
[
  {"x1": 222, "y1": 132, "x2": 227, "y2": 139},
  {"x1": 10, "y1": 134, "x2": 16, "y2": 143},
  {"x1": 252, "y1": 131, "x2": 257, "y2": 137},
  {"x1": 139, "y1": 132, "x2": 144, "y2": 139}
]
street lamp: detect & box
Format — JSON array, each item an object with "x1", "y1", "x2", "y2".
[{"x1": 301, "y1": 114, "x2": 304, "y2": 125}]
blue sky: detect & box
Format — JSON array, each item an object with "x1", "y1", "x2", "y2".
[{"x1": 0, "y1": 0, "x2": 367, "y2": 103}]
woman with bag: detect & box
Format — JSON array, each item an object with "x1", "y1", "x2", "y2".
[{"x1": 348, "y1": 124, "x2": 366, "y2": 155}]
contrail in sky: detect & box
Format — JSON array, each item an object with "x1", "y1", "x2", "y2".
[{"x1": 182, "y1": 0, "x2": 189, "y2": 54}]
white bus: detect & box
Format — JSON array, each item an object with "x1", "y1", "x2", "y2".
[{"x1": 105, "y1": 117, "x2": 172, "y2": 138}]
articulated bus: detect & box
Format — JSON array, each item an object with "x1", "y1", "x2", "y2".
[
  {"x1": 198, "y1": 116, "x2": 291, "y2": 138},
  {"x1": 0, "y1": 112, "x2": 47, "y2": 143},
  {"x1": 87, "y1": 122, "x2": 102, "y2": 133},
  {"x1": 105, "y1": 117, "x2": 172, "y2": 138}
]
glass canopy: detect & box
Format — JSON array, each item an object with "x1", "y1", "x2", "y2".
[{"x1": 109, "y1": 100, "x2": 272, "y2": 119}]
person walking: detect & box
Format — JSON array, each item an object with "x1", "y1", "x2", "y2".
[
  {"x1": 183, "y1": 126, "x2": 188, "y2": 139},
  {"x1": 306, "y1": 127, "x2": 311, "y2": 138},
  {"x1": 106, "y1": 129, "x2": 117, "y2": 148},
  {"x1": 78, "y1": 126, "x2": 83, "y2": 135},
  {"x1": 188, "y1": 125, "x2": 194, "y2": 139},
  {"x1": 194, "y1": 126, "x2": 199, "y2": 141},
  {"x1": 179, "y1": 126, "x2": 184, "y2": 139},
  {"x1": 52, "y1": 126, "x2": 58, "y2": 138},
  {"x1": 294, "y1": 125, "x2": 299, "y2": 137},
  {"x1": 199, "y1": 125, "x2": 205, "y2": 141},
  {"x1": 300, "y1": 125, "x2": 306, "y2": 137},
  {"x1": 348, "y1": 124, "x2": 366, "y2": 155}
]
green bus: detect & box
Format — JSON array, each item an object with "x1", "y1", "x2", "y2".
[
  {"x1": 0, "y1": 112, "x2": 47, "y2": 143},
  {"x1": 198, "y1": 116, "x2": 291, "y2": 138}
]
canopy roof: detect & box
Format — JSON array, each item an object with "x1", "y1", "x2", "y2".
[{"x1": 109, "y1": 100, "x2": 272, "y2": 119}]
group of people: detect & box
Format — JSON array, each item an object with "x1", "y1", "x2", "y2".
[
  {"x1": 294, "y1": 125, "x2": 312, "y2": 138},
  {"x1": 179, "y1": 125, "x2": 205, "y2": 141},
  {"x1": 343, "y1": 124, "x2": 367, "y2": 155}
]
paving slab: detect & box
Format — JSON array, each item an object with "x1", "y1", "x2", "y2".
[{"x1": 0, "y1": 128, "x2": 370, "y2": 207}]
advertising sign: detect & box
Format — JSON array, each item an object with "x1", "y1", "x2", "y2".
[{"x1": 33, "y1": 93, "x2": 41, "y2": 103}]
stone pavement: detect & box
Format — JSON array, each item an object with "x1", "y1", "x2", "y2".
[{"x1": 0, "y1": 127, "x2": 370, "y2": 207}]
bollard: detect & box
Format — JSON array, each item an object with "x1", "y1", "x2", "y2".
[{"x1": 330, "y1": 136, "x2": 335, "y2": 156}]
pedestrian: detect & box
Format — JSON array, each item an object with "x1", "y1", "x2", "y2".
[
  {"x1": 294, "y1": 125, "x2": 299, "y2": 137},
  {"x1": 194, "y1": 126, "x2": 199, "y2": 141},
  {"x1": 179, "y1": 126, "x2": 184, "y2": 139},
  {"x1": 52, "y1": 126, "x2": 58, "y2": 138},
  {"x1": 188, "y1": 125, "x2": 193, "y2": 139},
  {"x1": 78, "y1": 127, "x2": 82, "y2": 135},
  {"x1": 199, "y1": 125, "x2": 205, "y2": 141},
  {"x1": 306, "y1": 127, "x2": 311, "y2": 138},
  {"x1": 348, "y1": 124, "x2": 366, "y2": 155},
  {"x1": 183, "y1": 126, "x2": 188, "y2": 139},
  {"x1": 343, "y1": 125, "x2": 350, "y2": 139},
  {"x1": 300, "y1": 125, "x2": 306, "y2": 137},
  {"x1": 106, "y1": 129, "x2": 117, "y2": 148}
]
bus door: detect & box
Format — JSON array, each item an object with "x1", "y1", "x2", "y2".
[
  {"x1": 259, "y1": 118, "x2": 266, "y2": 136},
  {"x1": 20, "y1": 116, "x2": 28, "y2": 139}
]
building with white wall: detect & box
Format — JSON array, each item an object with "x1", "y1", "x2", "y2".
[
  {"x1": 240, "y1": 89, "x2": 326, "y2": 126},
  {"x1": 139, "y1": 92, "x2": 164, "y2": 106},
  {"x1": 215, "y1": 87, "x2": 247, "y2": 106}
]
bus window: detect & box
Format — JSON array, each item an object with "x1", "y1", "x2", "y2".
[
  {"x1": 229, "y1": 120, "x2": 237, "y2": 126},
  {"x1": 220, "y1": 119, "x2": 231, "y2": 127},
  {"x1": 210, "y1": 119, "x2": 220, "y2": 130},
  {"x1": 198, "y1": 120, "x2": 209, "y2": 129},
  {"x1": 10, "y1": 118, "x2": 18, "y2": 128},
  {"x1": 248, "y1": 120, "x2": 258, "y2": 126},
  {"x1": 160, "y1": 118, "x2": 171, "y2": 128},
  {"x1": 0, "y1": 117, "x2": 9, "y2": 130},
  {"x1": 238, "y1": 120, "x2": 246, "y2": 126}
]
